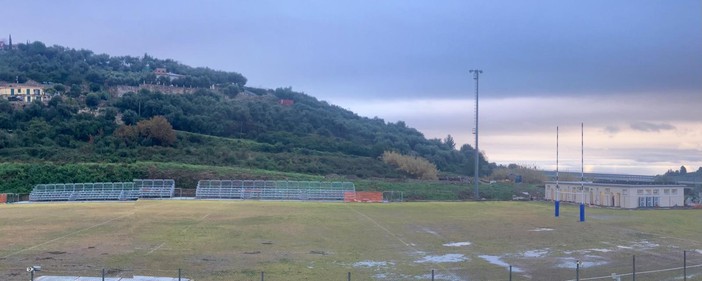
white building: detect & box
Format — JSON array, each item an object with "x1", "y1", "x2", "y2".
[{"x1": 545, "y1": 181, "x2": 686, "y2": 209}]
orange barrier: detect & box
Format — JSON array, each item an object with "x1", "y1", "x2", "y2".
[
  {"x1": 344, "y1": 191, "x2": 383, "y2": 203},
  {"x1": 0, "y1": 193, "x2": 6, "y2": 203}
]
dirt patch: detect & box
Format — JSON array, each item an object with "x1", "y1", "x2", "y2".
[{"x1": 47, "y1": 251, "x2": 66, "y2": 255}]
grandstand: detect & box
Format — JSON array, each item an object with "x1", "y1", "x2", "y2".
[
  {"x1": 136, "y1": 179, "x2": 176, "y2": 198},
  {"x1": 29, "y1": 182, "x2": 139, "y2": 201},
  {"x1": 195, "y1": 180, "x2": 355, "y2": 201},
  {"x1": 29, "y1": 179, "x2": 176, "y2": 202}
]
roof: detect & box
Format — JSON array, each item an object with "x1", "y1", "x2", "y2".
[{"x1": 546, "y1": 181, "x2": 686, "y2": 188}]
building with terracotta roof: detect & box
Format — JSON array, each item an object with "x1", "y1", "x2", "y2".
[{"x1": 0, "y1": 81, "x2": 52, "y2": 102}]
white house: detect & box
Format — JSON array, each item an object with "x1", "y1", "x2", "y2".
[{"x1": 545, "y1": 181, "x2": 686, "y2": 209}]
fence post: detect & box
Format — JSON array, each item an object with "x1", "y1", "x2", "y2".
[
  {"x1": 509, "y1": 265, "x2": 512, "y2": 281},
  {"x1": 261, "y1": 271, "x2": 264, "y2": 281},
  {"x1": 432, "y1": 269, "x2": 435, "y2": 281},
  {"x1": 347, "y1": 271, "x2": 351, "y2": 281},
  {"x1": 179, "y1": 268, "x2": 182, "y2": 281},
  {"x1": 632, "y1": 255, "x2": 636, "y2": 281},
  {"x1": 684, "y1": 250, "x2": 687, "y2": 281},
  {"x1": 102, "y1": 268, "x2": 105, "y2": 281},
  {"x1": 576, "y1": 260, "x2": 580, "y2": 281}
]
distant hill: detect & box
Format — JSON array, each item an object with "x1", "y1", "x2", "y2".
[{"x1": 0, "y1": 41, "x2": 494, "y2": 192}]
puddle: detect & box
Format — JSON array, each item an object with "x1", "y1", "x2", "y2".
[
  {"x1": 632, "y1": 240, "x2": 659, "y2": 248},
  {"x1": 617, "y1": 240, "x2": 659, "y2": 250},
  {"x1": 354, "y1": 260, "x2": 393, "y2": 268},
  {"x1": 529, "y1": 228, "x2": 554, "y2": 232},
  {"x1": 697, "y1": 249, "x2": 702, "y2": 254},
  {"x1": 523, "y1": 249, "x2": 548, "y2": 258},
  {"x1": 589, "y1": 248, "x2": 612, "y2": 253},
  {"x1": 422, "y1": 227, "x2": 440, "y2": 236},
  {"x1": 415, "y1": 254, "x2": 467, "y2": 263},
  {"x1": 478, "y1": 255, "x2": 523, "y2": 272},
  {"x1": 443, "y1": 242, "x2": 471, "y2": 247},
  {"x1": 413, "y1": 273, "x2": 465, "y2": 281},
  {"x1": 557, "y1": 256, "x2": 608, "y2": 268}
]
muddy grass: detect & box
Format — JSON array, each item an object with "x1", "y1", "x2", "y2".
[{"x1": 1, "y1": 201, "x2": 701, "y2": 280}]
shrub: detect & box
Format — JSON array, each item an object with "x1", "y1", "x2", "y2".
[{"x1": 382, "y1": 151, "x2": 438, "y2": 180}]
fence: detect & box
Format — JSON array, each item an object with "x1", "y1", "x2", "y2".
[
  {"x1": 7, "y1": 251, "x2": 701, "y2": 281},
  {"x1": 195, "y1": 180, "x2": 355, "y2": 200}
]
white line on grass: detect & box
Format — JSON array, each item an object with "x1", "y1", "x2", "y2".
[
  {"x1": 346, "y1": 205, "x2": 462, "y2": 280},
  {"x1": 567, "y1": 263, "x2": 702, "y2": 281},
  {"x1": 146, "y1": 242, "x2": 166, "y2": 255},
  {"x1": 1, "y1": 212, "x2": 134, "y2": 259},
  {"x1": 181, "y1": 213, "x2": 211, "y2": 234}
]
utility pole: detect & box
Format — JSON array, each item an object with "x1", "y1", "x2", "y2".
[{"x1": 470, "y1": 69, "x2": 483, "y2": 200}]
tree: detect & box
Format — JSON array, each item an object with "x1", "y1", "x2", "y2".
[
  {"x1": 85, "y1": 93, "x2": 100, "y2": 108},
  {"x1": 680, "y1": 165, "x2": 687, "y2": 175},
  {"x1": 121, "y1": 109, "x2": 139, "y2": 125},
  {"x1": 444, "y1": 134, "x2": 456, "y2": 150},
  {"x1": 136, "y1": 116, "x2": 176, "y2": 146}
]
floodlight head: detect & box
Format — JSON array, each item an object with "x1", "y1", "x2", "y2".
[{"x1": 27, "y1": 266, "x2": 41, "y2": 272}]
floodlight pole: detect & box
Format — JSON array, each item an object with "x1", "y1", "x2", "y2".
[{"x1": 470, "y1": 69, "x2": 483, "y2": 200}]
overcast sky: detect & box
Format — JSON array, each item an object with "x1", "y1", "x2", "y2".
[{"x1": 5, "y1": 0, "x2": 701, "y2": 175}]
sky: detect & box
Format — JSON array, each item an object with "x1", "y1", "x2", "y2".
[{"x1": 4, "y1": 0, "x2": 701, "y2": 175}]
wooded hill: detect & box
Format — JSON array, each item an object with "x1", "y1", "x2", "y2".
[{"x1": 0, "y1": 41, "x2": 494, "y2": 193}]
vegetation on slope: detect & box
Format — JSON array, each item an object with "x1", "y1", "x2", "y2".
[{"x1": 0, "y1": 41, "x2": 500, "y2": 194}]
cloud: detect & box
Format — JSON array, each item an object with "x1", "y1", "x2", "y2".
[
  {"x1": 603, "y1": 126, "x2": 620, "y2": 135},
  {"x1": 630, "y1": 122, "x2": 676, "y2": 132}
]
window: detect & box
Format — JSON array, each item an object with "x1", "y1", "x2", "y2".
[
  {"x1": 664, "y1": 189, "x2": 670, "y2": 195},
  {"x1": 623, "y1": 189, "x2": 628, "y2": 195},
  {"x1": 672, "y1": 189, "x2": 678, "y2": 195},
  {"x1": 639, "y1": 196, "x2": 660, "y2": 208},
  {"x1": 653, "y1": 189, "x2": 659, "y2": 195},
  {"x1": 637, "y1": 189, "x2": 644, "y2": 195}
]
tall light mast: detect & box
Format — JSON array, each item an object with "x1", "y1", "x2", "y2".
[{"x1": 469, "y1": 69, "x2": 482, "y2": 200}]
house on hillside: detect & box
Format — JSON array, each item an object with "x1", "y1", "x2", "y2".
[
  {"x1": 279, "y1": 99, "x2": 294, "y2": 106},
  {"x1": 0, "y1": 81, "x2": 53, "y2": 103},
  {"x1": 545, "y1": 181, "x2": 686, "y2": 209},
  {"x1": 154, "y1": 68, "x2": 185, "y2": 81}
]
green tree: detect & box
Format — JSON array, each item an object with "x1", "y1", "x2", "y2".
[
  {"x1": 444, "y1": 134, "x2": 456, "y2": 150},
  {"x1": 136, "y1": 116, "x2": 176, "y2": 146},
  {"x1": 85, "y1": 93, "x2": 100, "y2": 108}
]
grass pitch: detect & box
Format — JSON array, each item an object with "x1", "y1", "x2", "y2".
[{"x1": 1, "y1": 201, "x2": 701, "y2": 280}]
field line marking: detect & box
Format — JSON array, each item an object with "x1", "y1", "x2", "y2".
[
  {"x1": 1, "y1": 212, "x2": 133, "y2": 259},
  {"x1": 568, "y1": 263, "x2": 702, "y2": 281},
  {"x1": 346, "y1": 205, "x2": 461, "y2": 280},
  {"x1": 146, "y1": 242, "x2": 166, "y2": 255},
  {"x1": 346, "y1": 205, "x2": 414, "y2": 248},
  {"x1": 181, "y1": 213, "x2": 211, "y2": 234}
]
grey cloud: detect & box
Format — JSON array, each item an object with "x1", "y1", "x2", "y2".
[
  {"x1": 630, "y1": 122, "x2": 676, "y2": 132},
  {"x1": 603, "y1": 126, "x2": 620, "y2": 135},
  {"x1": 611, "y1": 148, "x2": 702, "y2": 164}
]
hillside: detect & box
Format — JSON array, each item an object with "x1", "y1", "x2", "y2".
[{"x1": 0, "y1": 41, "x2": 494, "y2": 193}]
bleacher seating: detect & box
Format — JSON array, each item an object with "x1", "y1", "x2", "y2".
[
  {"x1": 135, "y1": 179, "x2": 175, "y2": 198},
  {"x1": 29, "y1": 182, "x2": 140, "y2": 202},
  {"x1": 195, "y1": 180, "x2": 355, "y2": 201}
]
